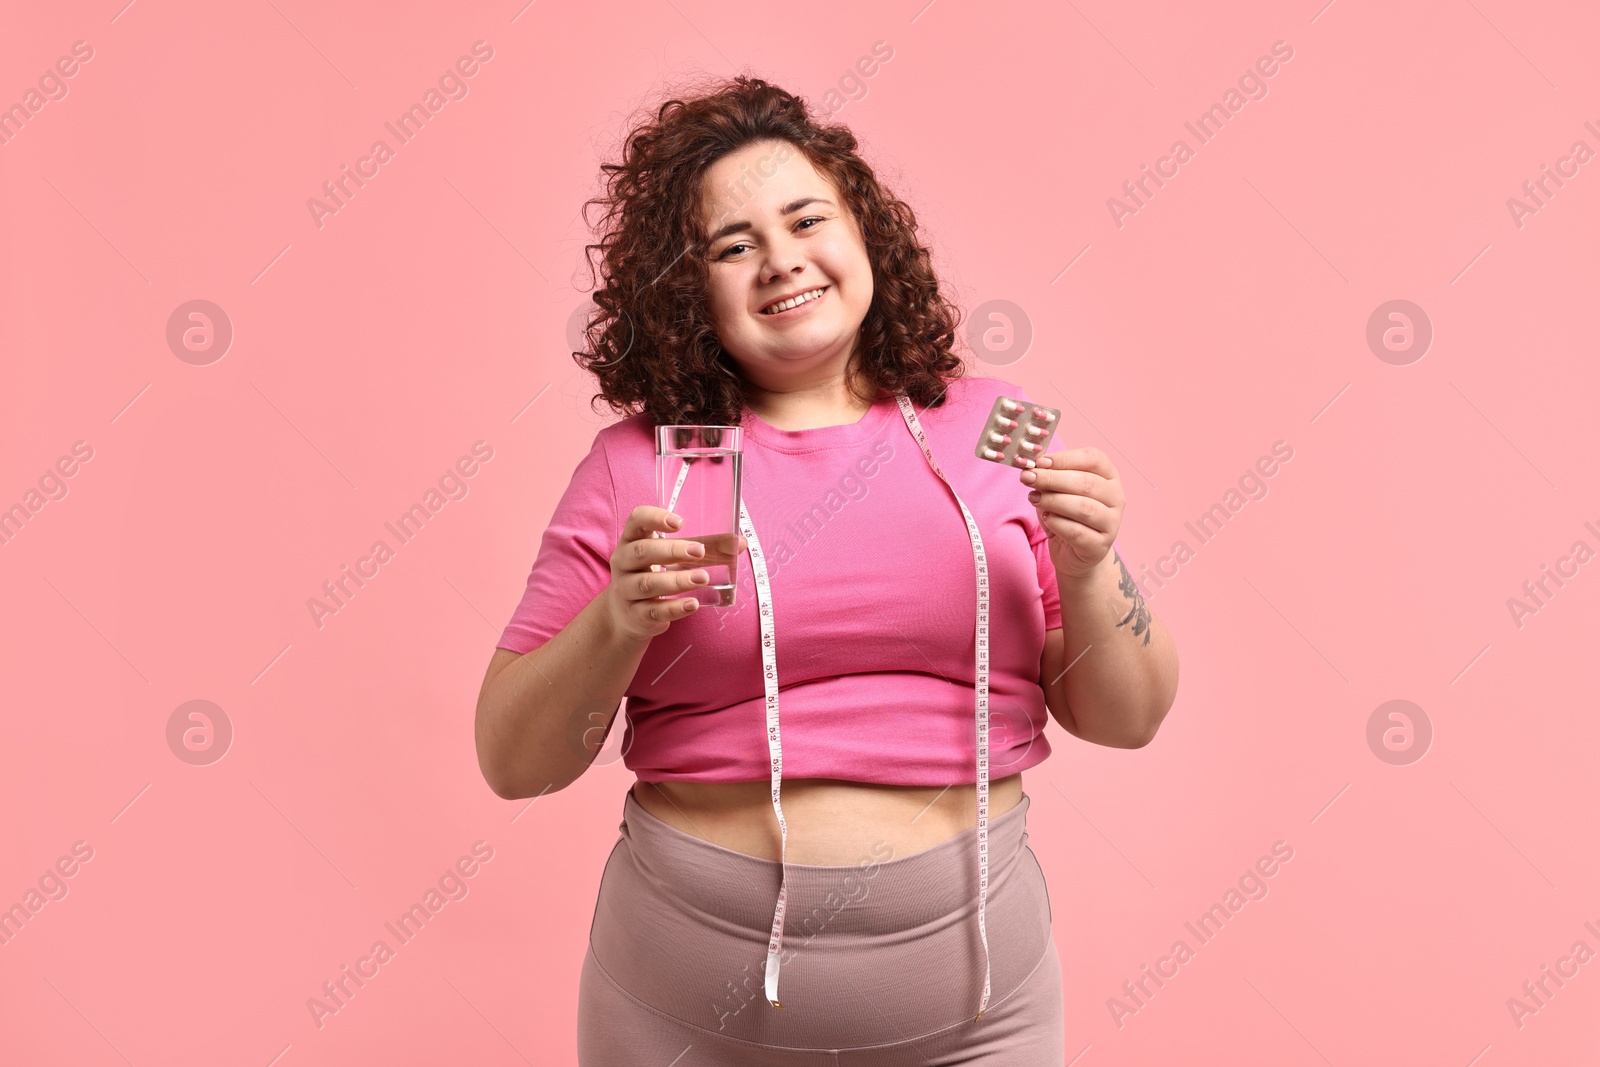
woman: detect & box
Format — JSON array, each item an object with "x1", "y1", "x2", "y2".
[{"x1": 475, "y1": 75, "x2": 1179, "y2": 1065}]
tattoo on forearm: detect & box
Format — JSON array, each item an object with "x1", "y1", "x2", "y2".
[{"x1": 1113, "y1": 551, "x2": 1152, "y2": 646}]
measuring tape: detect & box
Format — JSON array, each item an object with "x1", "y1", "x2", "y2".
[{"x1": 733, "y1": 391, "x2": 996, "y2": 1021}]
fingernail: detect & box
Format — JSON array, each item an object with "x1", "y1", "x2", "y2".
[
  {"x1": 687, "y1": 542, "x2": 705, "y2": 557},
  {"x1": 667, "y1": 513, "x2": 682, "y2": 527}
]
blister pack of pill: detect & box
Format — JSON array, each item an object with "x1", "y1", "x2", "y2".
[{"x1": 973, "y1": 396, "x2": 1060, "y2": 469}]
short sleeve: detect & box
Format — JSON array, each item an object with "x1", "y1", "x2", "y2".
[
  {"x1": 497, "y1": 432, "x2": 619, "y2": 654},
  {"x1": 1029, "y1": 516, "x2": 1130, "y2": 634},
  {"x1": 1026, "y1": 509, "x2": 1064, "y2": 631}
]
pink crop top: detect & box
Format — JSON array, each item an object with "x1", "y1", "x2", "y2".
[{"x1": 496, "y1": 374, "x2": 1070, "y2": 785}]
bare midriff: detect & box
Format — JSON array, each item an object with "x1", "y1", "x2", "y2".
[{"x1": 628, "y1": 771, "x2": 1024, "y2": 866}]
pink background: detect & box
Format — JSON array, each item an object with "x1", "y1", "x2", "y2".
[{"x1": 3, "y1": 0, "x2": 1597, "y2": 1063}]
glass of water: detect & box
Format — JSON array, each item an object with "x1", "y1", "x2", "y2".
[{"x1": 654, "y1": 424, "x2": 743, "y2": 607}]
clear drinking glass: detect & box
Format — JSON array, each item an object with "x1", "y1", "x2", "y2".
[{"x1": 654, "y1": 424, "x2": 743, "y2": 607}]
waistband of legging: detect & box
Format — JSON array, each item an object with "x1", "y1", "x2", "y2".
[{"x1": 618, "y1": 787, "x2": 1033, "y2": 936}]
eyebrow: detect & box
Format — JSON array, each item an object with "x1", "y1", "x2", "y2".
[{"x1": 706, "y1": 197, "x2": 833, "y2": 244}]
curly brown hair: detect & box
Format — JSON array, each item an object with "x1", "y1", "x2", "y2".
[{"x1": 575, "y1": 74, "x2": 967, "y2": 428}]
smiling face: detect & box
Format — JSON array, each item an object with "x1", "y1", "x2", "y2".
[{"x1": 698, "y1": 140, "x2": 874, "y2": 395}]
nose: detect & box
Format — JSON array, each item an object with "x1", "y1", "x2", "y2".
[{"x1": 759, "y1": 232, "x2": 807, "y2": 282}]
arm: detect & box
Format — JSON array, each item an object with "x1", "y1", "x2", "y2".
[
  {"x1": 474, "y1": 506, "x2": 714, "y2": 799},
  {"x1": 474, "y1": 591, "x2": 653, "y2": 799},
  {"x1": 1039, "y1": 549, "x2": 1178, "y2": 747},
  {"x1": 1024, "y1": 444, "x2": 1179, "y2": 748}
]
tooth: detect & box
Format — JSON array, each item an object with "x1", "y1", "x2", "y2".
[{"x1": 763, "y1": 288, "x2": 826, "y2": 313}]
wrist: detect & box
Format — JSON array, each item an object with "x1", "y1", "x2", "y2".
[
  {"x1": 1053, "y1": 547, "x2": 1120, "y2": 600},
  {"x1": 600, "y1": 586, "x2": 651, "y2": 648}
]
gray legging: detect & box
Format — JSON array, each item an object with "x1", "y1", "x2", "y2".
[{"x1": 578, "y1": 788, "x2": 1064, "y2": 1065}]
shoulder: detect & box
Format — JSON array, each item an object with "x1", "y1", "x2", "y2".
[
  {"x1": 592, "y1": 410, "x2": 655, "y2": 455},
  {"x1": 580, "y1": 412, "x2": 656, "y2": 512},
  {"x1": 932, "y1": 373, "x2": 1027, "y2": 420}
]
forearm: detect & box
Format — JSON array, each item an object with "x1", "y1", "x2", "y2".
[
  {"x1": 475, "y1": 592, "x2": 651, "y2": 798},
  {"x1": 1049, "y1": 549, "x2": 1178, "y2": 747}
]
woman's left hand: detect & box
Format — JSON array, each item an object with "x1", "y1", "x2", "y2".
[{"x1": 1019, "y1": 446, "x2": 1124, "y2": 581}]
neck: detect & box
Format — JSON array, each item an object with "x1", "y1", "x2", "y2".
[{"x1": 743, "y1": 369, "x2": 878, "y2": 432}]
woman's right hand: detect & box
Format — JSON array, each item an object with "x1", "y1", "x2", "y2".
[{"x1": 606, "y1": 506, "x2": 745, "y2": 642}]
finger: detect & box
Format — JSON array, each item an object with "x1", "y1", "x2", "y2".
[
  {"x1": 1024, "y1": 467, "x2": 1122, "y2": 510},
  {"x1": 627, "y1": 564, "x2": 712, "y2": 603},
  {"x1": 620, "y1": 533, "x2": 709, "y2": 575},
  {"x1": 636, "y1": 591, "x2": 702, "y2": 623},
  {"x1": 1033, "y1": 446, "x2": 1117, "y2": 479},
  {"x1": 1037, "y1": 510, "x2": 1109, "y2": 551},
  {"x1": 1029, "y1": 491, "x2": 1117, "y2": 536},
  {"x1": 622, "y1": 504, "x2": 685, "y2": 544}
]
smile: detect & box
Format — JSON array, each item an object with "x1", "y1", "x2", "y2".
[{"x1": 759, "y1": 287, "x2": 828, "y2": 316}]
